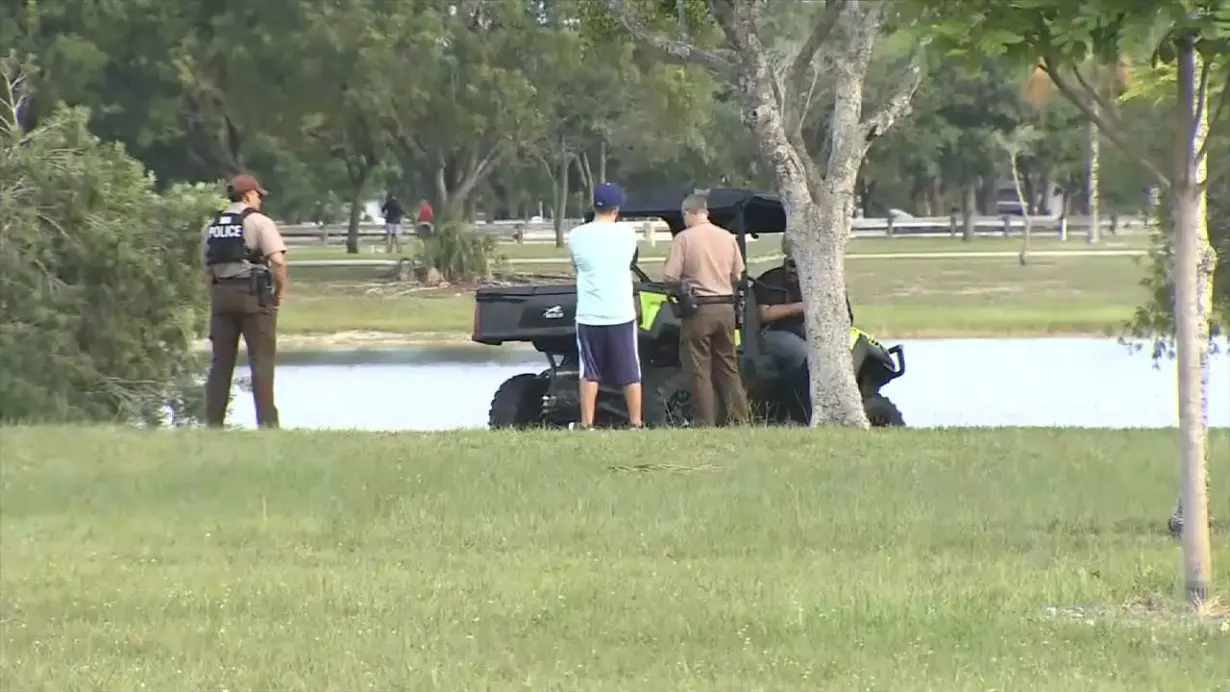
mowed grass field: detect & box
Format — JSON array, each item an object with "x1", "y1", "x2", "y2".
[
  {"x1": 278, "y1": 235, "x2": 1154, "y2": 341},
  {"x1": 290, "y1": 233, "x2": 1150, "y2": 263},
  {"x1": 1, "y1": 427, "x2": 1227, "y2": 690}
]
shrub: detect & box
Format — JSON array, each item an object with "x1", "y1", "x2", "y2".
[
  {"x1": 0, "y1": 58, "x2": 222, "y2": 425},
  {"x1": 417, "y1": 220, "x2": 498, "y2": 282}
]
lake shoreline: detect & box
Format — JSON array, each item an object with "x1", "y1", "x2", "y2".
[{"x1": 195, "y1": 327, "x2": 1141, "y2": 354}]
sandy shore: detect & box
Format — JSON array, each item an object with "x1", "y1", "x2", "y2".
[{"x1": 192, "y1": 330, "x2": 477, "y2": 353}]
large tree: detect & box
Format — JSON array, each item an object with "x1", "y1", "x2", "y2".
[
  {"x1": 594, "y1": 0, "x2": 922, "y2": 427},
  {"x1": 379, "y1": 1, "x2": 547, "y2": 223}
]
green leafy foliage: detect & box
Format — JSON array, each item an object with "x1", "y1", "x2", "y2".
[
  {"x1": 0, "y1": 0, "x2": 1196, "y2": 232},
  {"x1": 1127, "y1": 187, "x2": 1230, "y2": 358},
  {"x1": 417, "y1": 223, "x2": 499, "y2": 282},
  {"x1": 0, "y1": 62, "x2": 222, "y2": 425},
  {"x1": 863, "y1": 52, "x2": 1036, "y2": 215}
]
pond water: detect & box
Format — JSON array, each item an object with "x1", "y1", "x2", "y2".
[{"x1": 226, "y1": 338, "x2": 1230, "y2": 431}]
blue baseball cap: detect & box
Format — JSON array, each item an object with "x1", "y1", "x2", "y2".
[{"x1": 592, "y1": 182, "x2": 625, "y2": 210}]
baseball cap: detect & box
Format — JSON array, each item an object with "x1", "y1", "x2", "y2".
[
  {"x1": 592, "y1": 181, "x2": 625, "y2": 210},
  {"x1": 227, "y1": 173, "x2": 268, "y2": 197}
]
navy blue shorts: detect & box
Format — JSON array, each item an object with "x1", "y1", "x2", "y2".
[{"x1": 576, "y1": 320, "x2": 641, "y2": 386}]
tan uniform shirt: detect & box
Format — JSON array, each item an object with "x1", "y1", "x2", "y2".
[
  {"x1": 202, "y1": 203, "x2": 287, "y2": 280},
  {"x1": 662, "y1": 221, "x2": 745, "y2": 297}
]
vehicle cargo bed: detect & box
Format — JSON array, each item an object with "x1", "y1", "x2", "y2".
[{"x1": 472, "y1": 284, "x2": 579, "y2": 345}]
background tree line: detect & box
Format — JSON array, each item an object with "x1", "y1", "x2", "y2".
[{"x1": 1, "y1": 0, "x2": 1178, "y2": 244}]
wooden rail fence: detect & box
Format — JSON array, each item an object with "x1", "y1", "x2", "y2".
[{"x1": 279, "y1": 213, "x2": 1151, "y2": 248}]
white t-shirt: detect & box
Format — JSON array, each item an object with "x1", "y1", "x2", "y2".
[{"x1": 567, "y1": 220, "x2": 638, "y2": 326}]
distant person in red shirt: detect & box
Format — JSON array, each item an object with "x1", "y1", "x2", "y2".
[{"x1": 416, "y1": 200, "x2": 434, "y2": 237}]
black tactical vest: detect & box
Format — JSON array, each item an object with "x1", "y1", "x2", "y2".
[{"x1": 204, "y1": 208, "x2": 263, "y2": 266}]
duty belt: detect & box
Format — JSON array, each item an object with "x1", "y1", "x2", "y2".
[
  {"x1": 693, "y1": 295, "x2": 735, "y2": 305},
  {"x1": 213, "y1": 271, "x2": 273, "y2": 307}
]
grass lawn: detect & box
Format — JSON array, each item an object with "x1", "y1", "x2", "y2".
[
  {"x1": 279, "y1": 251, "x2": 1153, "y2": 341},
  {"x1": 1, "y1": 427, "x2": 1226, "y2": 690}
]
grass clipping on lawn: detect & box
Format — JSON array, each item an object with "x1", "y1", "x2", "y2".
[{"x1": 1, "y1": 427, "x2": 1227, "y2": 691}]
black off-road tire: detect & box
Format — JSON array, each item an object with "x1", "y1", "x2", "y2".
[
  {"x1": 642, "y1": 368, "x2": 694, "y2": 428},
  {"x1": 864, "y1": 394, "x2": 905, "y2": 427},
  {"x1": 488, "y1": 373, "x2": 547, "y2": 429}
]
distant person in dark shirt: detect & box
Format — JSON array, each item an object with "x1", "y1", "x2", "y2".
[
  {"x1": 381, "y1": 194, "x2": 405, "y2": 255},
  {"x1": 752, "y1": 238, "x2": 854, "y2": 380}
]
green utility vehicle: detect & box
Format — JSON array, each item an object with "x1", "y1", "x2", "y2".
[{"x1": 471, "y1": 188, "x2": 906, "y2": 428}]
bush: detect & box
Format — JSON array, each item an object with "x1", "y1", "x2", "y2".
[
  {"x1": 0, "y1": 61, "x2": 223, "y2": 425},
  {"x1": 417, "y1": 220, "x2": 498, "y2": 281}
]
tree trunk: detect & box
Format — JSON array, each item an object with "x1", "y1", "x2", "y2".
[
  {"x1": 345, "y1": 178, "x2": 366, "y2": 255},
  {"x1": 598, "y1": 139, "x2": 608, "y2": 183},
  {"x1": 554, "y1": 147, "x2": 571, "y2": 248},
  {"x1": 433, "y1": 165, "x2": 450, "y2": 217},
  {"x1": 1039, "y1": 170, "x2": 1053, "y2": 215},
  {"x1": 433, "y1": 151, "x2": 502, "y2": 225},
  {"x1": 1008, "y1": 153, "x2": 1031, "y2": 265},
  {"x1": 575, "y1": 153, "x2": 594, "y2": 201},
  {"x1": 1022, "y1": 170, "x2": 1037, "y2": 215},
  {"x1": 980, "y1": 178, "x2": 997, "y2": 214},
  {"x1": 740, "y1": 51, "x2": 867, "y2": 427},
  {"x1": 1172, "y1": 43, "x2": 1215, "y2": 608},
  {"x1": 962, "y1": 183, "x2": 977, "y2": 242},
  {"x1": 928, "y1": 182, "x2": 943, "y2": 219},
  {"x1": 1087, "y1": 112, "x2": 1101, "y2": 244}
]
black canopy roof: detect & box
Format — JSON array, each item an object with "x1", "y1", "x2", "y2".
[{"x1": 585, "y1": 187, "x2": 787, "y2": 235}]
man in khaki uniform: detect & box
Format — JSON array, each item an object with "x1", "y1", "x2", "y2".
[
  {"x1": 202, "y1": 174, "x2": 288, "y2": 428},
  {"x1": 662, "y1": 193, "x2": 750, "y2": 426}
]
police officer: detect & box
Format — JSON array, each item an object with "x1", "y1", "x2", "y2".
[
  {"x1": 662, "y1": 192, "x2": 751, "y2": 426},
  {"x1": 202, "y1": 174, "x2": 288, "y2": 428}
]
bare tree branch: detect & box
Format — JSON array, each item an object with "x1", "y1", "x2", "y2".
[
  {"x1": 1071, "y1": 64, "x2": 1126, "y2": 129},
  {"x1": 787, "y1": 0, "x2": 846, "y2": 100},
  {"x1": 603, "y1": 0, "x2": 736, "y2": 76},
  {"x1": 1041, "y1": 57, "x2": 1171, "y2": 189},
  {"x1": 0, "y1": 55, "x2": 34, "y2": 136},
  {"x1": 860, "y1": 51, "x2": 923, "y2": 144}
]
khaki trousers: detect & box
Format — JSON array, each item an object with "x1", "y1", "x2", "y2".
[
  {"x1": 204, "y1": 279, "x2": 279, "y2": 428},
  {"x1": 680, "y1": 303, "x2": 750, "y2": 426}
]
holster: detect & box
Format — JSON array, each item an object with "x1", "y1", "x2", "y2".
[
  {"x1": 250, "y1": 271, "x2": 273, "y2": 308},
  {"x1": 675, "y1": 288, "x2": 698, "y2": 319}
]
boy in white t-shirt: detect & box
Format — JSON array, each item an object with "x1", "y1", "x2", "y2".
[{"x1": 567, "y1": 182, "x2": 643, "y2": 429}]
